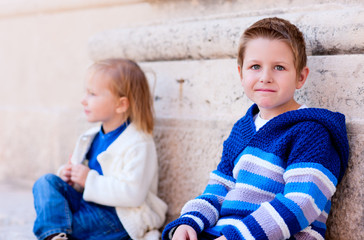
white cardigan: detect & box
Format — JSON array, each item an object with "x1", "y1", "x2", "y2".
[{"x1": 68, "y1": 123, "x2": 167, "y2": 240}]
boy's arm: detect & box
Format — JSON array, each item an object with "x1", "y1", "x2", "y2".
[
  {"x1": 162, "y1": 169, "x2": 235, "y2": 240},
  {"x1": 163, "y1": 116, "x2": 249, "y2": 240},
  {"x1": 220, "y1": 123, "x2": 347, "y2": 240}
]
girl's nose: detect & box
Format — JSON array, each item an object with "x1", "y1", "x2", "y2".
[{"x1": 81, "y1": 97, "x2": 87, "y2": 106}]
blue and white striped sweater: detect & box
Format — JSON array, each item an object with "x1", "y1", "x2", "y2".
[{"x1": 162, "y1": 104, "x2": 349, "y2": 240}]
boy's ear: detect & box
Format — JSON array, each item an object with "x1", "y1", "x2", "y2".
[
  {"x1": 116, "y1": 97, "x2": 129, "y2": 114},
  {"x1": 237, "y1": 65, "x2": 243, "y2": 80},
  {"x1": 296, "y1": 66, "x2": 309, "y2": 89}
]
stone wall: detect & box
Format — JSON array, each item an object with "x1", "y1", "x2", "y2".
[
  {"x1": 0, "y1": 0, "x2": 363, "y2": 239},
  {"x1": 88, "y1": 1, "x2": 364, "y2": 239}
]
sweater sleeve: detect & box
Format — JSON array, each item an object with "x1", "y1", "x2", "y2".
[
  {"x1": 162, "y1": 115, "x2": 253, "y2": 240},
  {"x1": 162, "y1": 169, "x2": 236, "y2": 240},
  {"x1": 221, "y1": 122, "x2": 343, "y2": 240}
]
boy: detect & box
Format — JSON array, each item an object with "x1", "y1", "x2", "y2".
[{"x1": 162, "y1": 17, "x2": 349, "y2": 240}]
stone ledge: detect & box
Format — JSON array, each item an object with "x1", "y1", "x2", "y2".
[{"x1": 89, "y1": 6, "x2": 364, "y2": 62}]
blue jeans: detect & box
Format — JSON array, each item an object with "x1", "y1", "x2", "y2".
[
  {"x1": 33, "y1": 174, "x2": 131, "y2": 240},
  {"x1": 198, "y1": 231, "x2": 220, "y2": 240}
]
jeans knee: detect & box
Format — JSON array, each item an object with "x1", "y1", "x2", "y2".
[{"x1": 33, "y1": 173, "x2": 59, "y2": 192}]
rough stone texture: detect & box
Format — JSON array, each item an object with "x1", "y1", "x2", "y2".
[
  {"x1": 297, "y1": 55, "x2": 364, "y2": 120},
  {"x1": 154, "y1": 118, "x2": 231, "y2": 221},
  {"x1": 140, "y1": 55, "x2": 364, "y2": 121},
  {"x1": 89, "y1": 4, "x2": 364, "y2": 62},
  {"x1": 326, "y1": 127, "x2": 364, "y2": 240}
]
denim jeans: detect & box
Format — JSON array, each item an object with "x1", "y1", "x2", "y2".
[
  {"x1": 33, "y1": 174, "x2": 130, "y2": 240},
  {"x1": 198, "y1": 231, "x2": 221, "y2": 240}
]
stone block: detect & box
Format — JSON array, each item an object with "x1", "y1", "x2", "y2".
[{"x1": 89, "y1": 4, "x2": 364, "y2": 62}]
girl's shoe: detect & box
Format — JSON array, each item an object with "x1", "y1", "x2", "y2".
[{"x1": 49, "y1": 233, "x2": 68, "y2": 240}]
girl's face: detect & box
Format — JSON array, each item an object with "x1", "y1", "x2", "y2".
[
  {"x1": 239, "y1": 38, "x2": 308, "y2": 120},
  {"x1": 81, "y1": 72, "x2": 125, "y2": 133}
]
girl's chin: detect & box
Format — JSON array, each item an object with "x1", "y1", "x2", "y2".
[{"x1": 85, "y1": 116, "x2": 97, "y2": 123}]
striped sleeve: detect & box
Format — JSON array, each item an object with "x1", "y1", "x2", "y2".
[
  {"x1": 221, "y1": 123, "x2": 343, "y2": 240},
  {"x1": 162, "y1": 170, "x2": 235, "y2": 240},
  {"x1": 221, "y1": 162, "x2": 337, "y2": 240}
]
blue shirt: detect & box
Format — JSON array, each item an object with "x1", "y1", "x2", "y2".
[{"x1": 86, "y1": 121, "x2": 129, "y2": 175}]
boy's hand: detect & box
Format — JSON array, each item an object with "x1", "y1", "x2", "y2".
[
  {"x1": 215, "y1": 236, "x2": 227, "y2": 240},
  {"x1": 172, "y1": 225, "x2": 197, "y2": 240},
  {"x1": 71, "y1": 164, "x2": 90, "y2": 188},
  {"x1": 60, "y1": 161, "x2": 73, "y2": 185}
]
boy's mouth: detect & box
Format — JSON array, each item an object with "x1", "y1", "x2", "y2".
[{"x1": 255, "y1": 88, "x2": 276, "y2": 92}]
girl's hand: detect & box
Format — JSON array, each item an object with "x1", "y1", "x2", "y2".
[
  {"x1": 172, "y1": 225, "x2": 197, "y2": 240},
  {"x1": 71, "y1": 164, "x2": 90, "y2": 188},
  {"x1": 60, "y1": 161, "x2": 73, "y2": 185}
]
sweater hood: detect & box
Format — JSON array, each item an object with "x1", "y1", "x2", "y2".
[{"x1": 248, "y1": 104, "x2": 350, "y2": 182}]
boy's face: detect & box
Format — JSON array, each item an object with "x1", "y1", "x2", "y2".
[
  {"x1": 239, "y1": 38, "x2": 307, "y2": 119},
  {"x1": 81, "y1": 72, "x2": 124, "y2": 132}
]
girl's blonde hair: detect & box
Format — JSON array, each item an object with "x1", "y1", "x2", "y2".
[
  {"x1": 88, "y1": 59, "x2": 154, "y2": 134},
  {"x1": 237, "y1": 17, "x2": 307, "y2": 77}
]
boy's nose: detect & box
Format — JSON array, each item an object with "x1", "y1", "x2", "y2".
[{"x1": 259, "y1": 69, "x2": 273, "y2": 83}]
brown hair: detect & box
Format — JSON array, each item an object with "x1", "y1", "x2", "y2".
[
  {"x1": 88, "y1": 59, "x2": 154, "y2": 134},
  {"x1": 237, "y1": 17, "x2": 307, "y2": 77}
]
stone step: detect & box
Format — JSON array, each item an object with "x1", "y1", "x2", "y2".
[{"x1": 88, "y1": 5, "x2": 364, "y2": 62}]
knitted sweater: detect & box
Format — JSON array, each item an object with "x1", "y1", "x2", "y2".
[{"x1": 162, "y1": 104, "x2": 349, "y2": 240}]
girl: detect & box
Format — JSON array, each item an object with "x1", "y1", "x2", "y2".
[{"x1": 33, "y1": 59, "x2": 167, "y2": 240}]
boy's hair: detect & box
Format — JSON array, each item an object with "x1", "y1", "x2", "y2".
[
  {"x1": 88, "y1": 59, "x2": 154, "y2": 134},
  {"x1": 237, "y1": 17, "x2": 307, "y2": 76}
]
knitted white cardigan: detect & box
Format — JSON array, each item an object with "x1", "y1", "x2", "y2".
[{"x1": 68, "y1": 123, "x2": 167, "y2": 240}]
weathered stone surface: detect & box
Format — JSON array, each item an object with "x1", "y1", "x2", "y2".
[
  {"x1": 140, "y1": 55, "x2": 364, "y2": 121},
  {"x1": 326, "y1": 126, "x2": 364, "y2": 240},
  {"x1": 297, "y1": 55, "x2": 364, "y2": 120},
  {"x1": 154, "y1": 119, "x2": 230, "y2": 220},
  {"x1": 89, "y1": 5, "x2": 364, "y2": 61}
]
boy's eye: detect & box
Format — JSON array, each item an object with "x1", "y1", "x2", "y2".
[
  {"x1": 251, "y1": 65, "x2": 260, "y2": 70},
  {"x1": 275, "y1": 65, "x2": 285, "y2": 71}
]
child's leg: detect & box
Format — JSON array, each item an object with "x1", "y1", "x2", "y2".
[
  {"x1": 71, "y1": 200, "x2": 130, "y2": 240},
  {"x1": 32, "y1": 173, "x2": 82, "y2": 240},
  {"x1": 198, "y1": 231, "x2": 221, "y2": 240}
]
